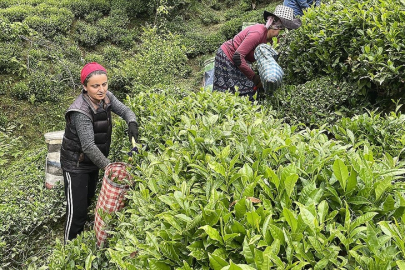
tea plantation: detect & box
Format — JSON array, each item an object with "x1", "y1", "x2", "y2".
[{"x1": 1, "y1": 0, "x2": 405, "y2": 269}]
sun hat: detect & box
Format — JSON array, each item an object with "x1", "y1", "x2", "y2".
[
  {"x1": 263, "y1": 5, "x2": 302, "y2": 30},
  {"x1": 80, "y1": 62, "x2": 107, "y2": 84}
]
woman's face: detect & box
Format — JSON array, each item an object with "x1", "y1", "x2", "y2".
[
  {"x1": 83, "y1": 73, "x2": 108, "y2": 102},
  {"x1": 267, "y1": 29, "x2": 281, "y2": 41},
  {"x1": 267, "y1": 18, "x2": 284, "y2": 40}
]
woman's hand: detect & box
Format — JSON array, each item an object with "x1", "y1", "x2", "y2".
[{"x1": 128, "y1": 122, "x2": 139, "y2": 143}]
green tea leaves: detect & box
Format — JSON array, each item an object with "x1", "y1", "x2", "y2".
[{"x1": 333, "y1": 159, "x2": 349, "y2": 191}]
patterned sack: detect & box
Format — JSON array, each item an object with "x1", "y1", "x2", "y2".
[
  {"x1": 254, "y1": 43, "x2": 284, "y2": 94},
  {"x1": 94, "y1": 162, "x2": 133, "y2": 247}
]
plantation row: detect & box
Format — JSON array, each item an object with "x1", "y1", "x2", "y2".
[
  {"x1": 48, "y1": 89, "x2": 405, "y2": 269},
  {"x1": 279, "y1": 0, "x2": 405, "y2": 101}
]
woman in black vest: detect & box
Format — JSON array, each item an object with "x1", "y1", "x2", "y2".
[{"x1": 60, "y1": 62, "x2": 139, "y2": 242}]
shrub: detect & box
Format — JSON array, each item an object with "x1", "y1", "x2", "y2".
[
  {"x1": 0, "y1": 147, "x2": 65, "y2": 268},
  {"x1": 83, "y1": 53, "x2": 105, "y2": 65},
  {"x1": 0, "y1": 4, "x2": 35, "y2": 22},
  {"x1": 330, "y1": 105, "x2": 405, "y2": 159},
  {"x1": 48, "y1": 89, "x2": 405, "y2": 269},
  {"x1": 61, "y1": 0, "x2": 111, "y2": 19},
  {"x1": 0, "y1": 42, "x2": 25, "y2": 75},
  {"x1": 109, "y1": 27, "x2": 189, "y2": 96},
  {"x1": 47, "y1": 232, "x2": 113, "y2": 269},
  {"x1": 279, "y1": 0, "x2": 405, "y2": 99},
  {"x1": 0, "y1": 17, "x2": 32, "y2": 42},
  {"x1": 27, "y1": 73, "x2": 61, "y2": 102},
  {"x1": 74, "y1": 20, "x2": 104, "y2": 48},
  {"x1": 182, "y1": 31, "x2": 225, "y2": 57},
  {"x1": 11, "y1": 81, "x2": 30, "y2": 100},
  {"x1": 0, "y1": 76, "x2": 12, "y2": 96},
  {"x1": 268, "y1": 76, "x2": 370, "y2": 127},
  {"x1": 24, "y1": 6, "x2": 74, "y2": 38},
  {"x1": 96, "y1": 9, "x2": 136, "y2": 47},
  {"x1": 0, "y1": 0, "x2": 14, "y2": 9},
  {"x1": 63, "y1": 44, "x2": 83, "y2": 62},
  {"x1": 102, "y1": 45, "x2": 123, "y2": 66},
  {"x1": 12, "y1": 69, "x2": 70, "y2": 103}
]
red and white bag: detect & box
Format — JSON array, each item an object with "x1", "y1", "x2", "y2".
[{"x1": 94, "y1": 162, "x2": 133, "y2": 247}]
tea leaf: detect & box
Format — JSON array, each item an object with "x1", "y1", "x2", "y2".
[
  {"x1": 346, "y1": 169, "x2": 358, "y2": 194},
  {"x1": 269, "y1": 224, "x2": 285, "y2": 246},
  {"x1": 284, "y1": 174, "x2": 299, "y2": 198},
  {"x1": 397, "y1": 260, "x2": 405, "y2": 270},
  {"x1": 242, "y1": 238, "x2": 254, "y2": 264},
  {"x1": 283, "y1": 208, "x2": 298, "y2": 233},
  {"x1": 375, "y1": 176, "x2": 393, "y2": 201},
  {"x1": 199, "y1": 225, "x2": 224, "y2": 245},
  {"x1": 149, "y1": 259, "x2": 171, "y2": 270},
  {"x1": 333, "y1": 159, "x2": 349, "y2": 191},
  {"x1": 246, "y1": 211, "x2": 261, "y2": 231},
  {"x1": 209, "y1": 254, "x2": 228, "y2": 270}
]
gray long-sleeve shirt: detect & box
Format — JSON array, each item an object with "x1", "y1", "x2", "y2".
[{"x1": 70, "y1": 92, "x2": 137, "y2": 169}]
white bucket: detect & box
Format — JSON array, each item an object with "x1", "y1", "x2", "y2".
[{"x1": 44, "y1": 130, "x2": 64, "y2": 189}]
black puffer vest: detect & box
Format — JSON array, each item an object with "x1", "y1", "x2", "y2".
[{"x1": 60, "y1": 92, "x2": 112, "y2": 173}]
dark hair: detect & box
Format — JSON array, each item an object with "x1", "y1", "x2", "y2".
[{"x1": 83, "y1": 70, "x2": 107, "y2": 86}]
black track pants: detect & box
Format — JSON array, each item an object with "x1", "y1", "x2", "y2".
[{"x1": 63, "y1": 170, "x2": 99, "y2": 242}]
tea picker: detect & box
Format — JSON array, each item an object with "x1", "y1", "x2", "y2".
[
  {"x1": 60, "y1": 62, "x2": 140, "y2": 243},
  {"x1": 212, "y1": 5, "x2": 301, "y2": 101}
]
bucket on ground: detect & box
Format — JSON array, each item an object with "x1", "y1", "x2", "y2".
[
  {"x1": 94, "y1": 162, "x2": 133, "y2": 247},
  {"x1": 44, "y1": 130, "x2": 64, "y2": 189},
  {"x1": 203, "y1": 57, "x2": 215, "y2": 91},
  {"x1": 242, "y1": 22, "x2": 257, "y2": 30}
]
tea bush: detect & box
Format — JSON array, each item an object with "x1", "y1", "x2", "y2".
[
  {"x1": 330, "y1": 106, "x2": 405, "y2": 159},
  {"x1": 279, "y1": 0, "x2": 405, "y2": 99},
  {"x1": 164, "y1": 17, "x2": 223, "y2": 57},
  {"x1": 0, "y1": 17, "x2": 32, "y2": 42},
  {"x1": 74, "y1": 20, "x2": 104, "y2": 48},
  {"x1": 0, "y1": 147, "x2": 65, "y2": 269},
  {"x1": 11, "y1": 55, "x2": 77, "y2": 102},
  {"x1": 61, "y1": 0, "x2": 111, "y2": 19},
  {"x1": 200, "y1": 11, "x2": 220, "y2": 26},
  {"x1": 0, "y1": 42, "x2": 25, "y2": 76},
  {"x1": 74, "y1": 9, "x2": 136, "y2": 49},
  {"x1": 47, "y1": 232, "x2": 113, "y2": 269},
  {"x1": 48, "y1": 89, "x2": 405, "y2": 269},
  {"x1": 108, "y1": 27, "x2": 189, "y2": 96},
  {"x1": 181, "y1": 31, "x2": 224, "y2": 57},
  {"x1": 28, "y1": 70, "x2": 67, "y2": 102},
  {"x1": 220, "y1": 8, "x2": 264, "y2": 40},
  {"x1": 102, "y1": 45, "x2": 124, "y2": 67},
  {"x1": 0, "y1": 76, "x2": 13, "y2": 96},
  {"x1": 11, "y1": 81, "x2": 30, "y2": 100},
  {"x1": 0, "y1": 0, "x2": 47, "y2": 7},
  {"x1": 0, "y1": 4, "x2": 35, "y2": 22},
  {"x1": 96, "y1": 9, "x2": 138, "y2": 48},
  {"x1": 268, "y1": 76, "x2": 370, "y2": 127},
  {"x1": 23, "y1": 5, "x2": 74, "y2": 38}
]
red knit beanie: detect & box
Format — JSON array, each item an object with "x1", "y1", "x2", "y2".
[{"x1": 80, "y1": 62, "x2": 107, "y2": 84}]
